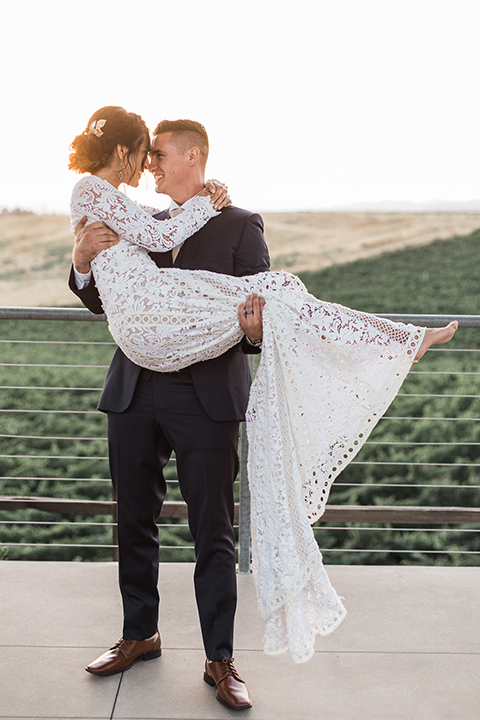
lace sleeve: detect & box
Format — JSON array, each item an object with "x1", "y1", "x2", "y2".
[
  {"x1": 137, "y1": 203, "x2": 163, "y2": 216},
  {"x1": 70, "y1": 176, "x2": 219, "y2": 252}
]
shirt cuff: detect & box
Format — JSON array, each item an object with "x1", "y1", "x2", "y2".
[
  {"x1": 245, "y1": 336, "x2": 262, "y2": 348},
  {"x1": 73, "y1": 267, "x2": 92, "y2": 290}
]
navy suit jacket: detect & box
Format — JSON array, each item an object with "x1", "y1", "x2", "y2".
[{"x1": 68, "y1": 205, "x2": 270, "y2": 421}]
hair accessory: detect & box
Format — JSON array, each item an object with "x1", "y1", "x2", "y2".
[{"x1": 88, "y1": 119, "x2": 106, "y2": 137}]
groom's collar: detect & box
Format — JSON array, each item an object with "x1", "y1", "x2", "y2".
[{"x1": 169, "y1": 195, "x2": 196, "y2": 214}]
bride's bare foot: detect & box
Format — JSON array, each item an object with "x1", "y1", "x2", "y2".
[{"x1": 414, "y1": 321, "x2": 458, "y2": 362}]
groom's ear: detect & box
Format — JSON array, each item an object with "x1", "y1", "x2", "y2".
[{"x1": 187, "y1": 146, "x2": 200, "y2": 166}]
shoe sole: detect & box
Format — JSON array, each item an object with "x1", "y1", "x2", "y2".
[
  {"x1": 203, "y1": 672, "x2": 252, "y2": 711},
  {"x1": 86, "y1": 648, "x2": 162, "y2": 676}
]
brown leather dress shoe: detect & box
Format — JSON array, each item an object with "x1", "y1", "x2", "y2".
[
  {"x1": 204, "y1": 658, "x2": 252, "y2": 710},
  {"x1": 85, "y1": 631, "x2": 161, "y2": 676}
]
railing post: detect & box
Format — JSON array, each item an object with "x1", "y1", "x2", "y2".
[
  {"x1": 112, "y1": 488, "x2": 118, "y2": 562},
  {"x1": 238, "y1": 356, "x2": 254, "y2": 575},
  {"x1": 238, "y1": 421, "x2": 251, "y2": 575}
]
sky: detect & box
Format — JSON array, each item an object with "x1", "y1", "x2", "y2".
[{"x1": 2, "y1": 0, "x2": 480, "y2": 215}]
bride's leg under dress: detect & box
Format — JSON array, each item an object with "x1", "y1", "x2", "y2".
[{"x1": 97, "y1": 266, "x2": 251, "y2": 372}]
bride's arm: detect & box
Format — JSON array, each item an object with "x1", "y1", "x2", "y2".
[
  {"x1": 137, "y1": 182, "x2": 230, "y2": 218},
  {"x1": 70, "y1": 176, "x2": 219, "y2": 253},
  {"x1": 132, "y1": 179, "x2": 231, "y2": 217},
  {"x1": 137, "y1": 203, "x2": 163, "y2": 216}
]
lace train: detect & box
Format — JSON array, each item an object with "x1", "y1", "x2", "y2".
[{"x1": 245, "y1": 283, "x2": 423, "y2": 661}]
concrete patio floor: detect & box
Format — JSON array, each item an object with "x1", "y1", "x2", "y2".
[{"x1": 0, "y1": 561, "x2": 479, "y2": 720}]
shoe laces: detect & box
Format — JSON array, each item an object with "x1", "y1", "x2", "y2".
[
  {"x1": 220, "y1": 657, "x2": 244, "y2": 683},
  {"x1": 110, "y1": 638, "x2": 132, "y2": 652}
]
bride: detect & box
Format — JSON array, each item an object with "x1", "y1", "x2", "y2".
[{"x1": 69, "y1": 107, "x2": 457, "y2": 663}]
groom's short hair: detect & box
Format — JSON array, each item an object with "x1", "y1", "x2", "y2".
[{"x1": 154, "y1": 119, "x2": 209, "y2": 167}]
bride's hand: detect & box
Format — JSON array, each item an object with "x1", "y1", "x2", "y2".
[{"x1": 200, "y1": 179, "x2": 232, "y2": 210}]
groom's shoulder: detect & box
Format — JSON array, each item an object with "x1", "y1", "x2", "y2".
[
  {"x1": 221, "y1": 205, "x2": 262, "y2": 219},
  {"x1": 216, "y1": 205, "x2": 264, "y2": 226}
]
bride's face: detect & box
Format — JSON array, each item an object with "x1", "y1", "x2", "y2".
[{"x1": 125, "y1": 140, "x2": 150, "y2": 188}]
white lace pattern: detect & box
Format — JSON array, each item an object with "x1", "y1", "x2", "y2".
[
  {"x1": 70, "y1": 176, "x2": 219, "y2": 252},
  {"x1": 71, "y1": 181, "x2": 425, "y2": 663}
]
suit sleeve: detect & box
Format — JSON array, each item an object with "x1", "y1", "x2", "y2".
[
  {"x1": 233, "y1": 213, "x2": 270, "y2": 277},
  {"x1": 68, "y1": 266, "x2": 105, "y2": 315},
  {"x1": 233, "y1": 211, "x2": 270, "y2": 354}
]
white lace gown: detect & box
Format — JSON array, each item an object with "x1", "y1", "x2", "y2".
[{"x1": 71, "y1": 176, "x2": 425, "y2": 663}]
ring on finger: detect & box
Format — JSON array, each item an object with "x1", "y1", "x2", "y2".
[{"x1": 244, "y1": 309, "x2": 254, "y2": 317}]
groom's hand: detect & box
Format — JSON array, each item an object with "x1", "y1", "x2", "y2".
[
  {"x1": 238, "y1": 293, "x2": 265, "y2": 343},
  {"x1": 73, "y1": 217, "x2": 119, "y2": 272}
]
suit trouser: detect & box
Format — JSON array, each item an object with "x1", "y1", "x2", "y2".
[{"x1": 107, "y1": 367, "x2": 239, "y2": 661}]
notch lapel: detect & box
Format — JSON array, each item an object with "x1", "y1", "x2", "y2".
[
  {"x1": 175, "y1": 223, "x2": 209, "y2": 268},
  {"x1": 152, "y1": 208, "x2": 211, "y2": 269}
]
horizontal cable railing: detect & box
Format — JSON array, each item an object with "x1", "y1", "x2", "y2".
[
  {"x1": 0, "y1": 307, "x2": 479, "y2": 566},
  {"x1": 0, "y1": 307, "x2": 252, "y2": 566}
]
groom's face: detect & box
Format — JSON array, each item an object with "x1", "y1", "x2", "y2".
[{"x1": 149, "y1": 132, "x2": 190, "y2": 199}]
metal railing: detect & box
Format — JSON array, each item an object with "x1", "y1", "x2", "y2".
[
  {"x1": 0, "y1": 308, "x2": 479, "y2": 567},
  {"x1": 0, "y1": 307, "x2": 254, "y2": 569}
]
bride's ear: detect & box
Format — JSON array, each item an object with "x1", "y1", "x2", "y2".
[{"x1": 116, "y1": 144, "x2": 129, "y2": 163}]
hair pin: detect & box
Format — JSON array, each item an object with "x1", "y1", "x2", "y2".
[{"x1": 88, "y1": 119, "x2": 106, "y2": 137}]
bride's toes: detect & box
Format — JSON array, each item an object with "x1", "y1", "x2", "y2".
[
  {"x1": 434, "y1": 321, "x2": 458, "y2": 345},
  {"x1": 445, "y1": 320, "x2": 459, "y2": 340},
  {"x1": 414, "y1": 321, "x2": 458, "y2": 363}
]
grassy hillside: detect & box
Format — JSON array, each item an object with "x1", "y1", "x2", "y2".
[
  {"x1": 299, "y1": 228, "x2": 480, "y2": 316},
  {"x1": 1, "y1": 229, "x2": 480, "y2": 564},
  {"x1": 300, "y1": 229, "x2": 480, "y2": 565},
  {"x1": 1, "y1": 210, "x2": 480, "y2": 306}
]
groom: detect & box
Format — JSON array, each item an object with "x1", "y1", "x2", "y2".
[{"x1": 69, "y1": 119, "x2": 269, "y2": 710}]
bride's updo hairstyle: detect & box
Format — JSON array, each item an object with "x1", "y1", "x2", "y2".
[{"x1": 69, "y1": 106, "x2": 150, "y2": 178}]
